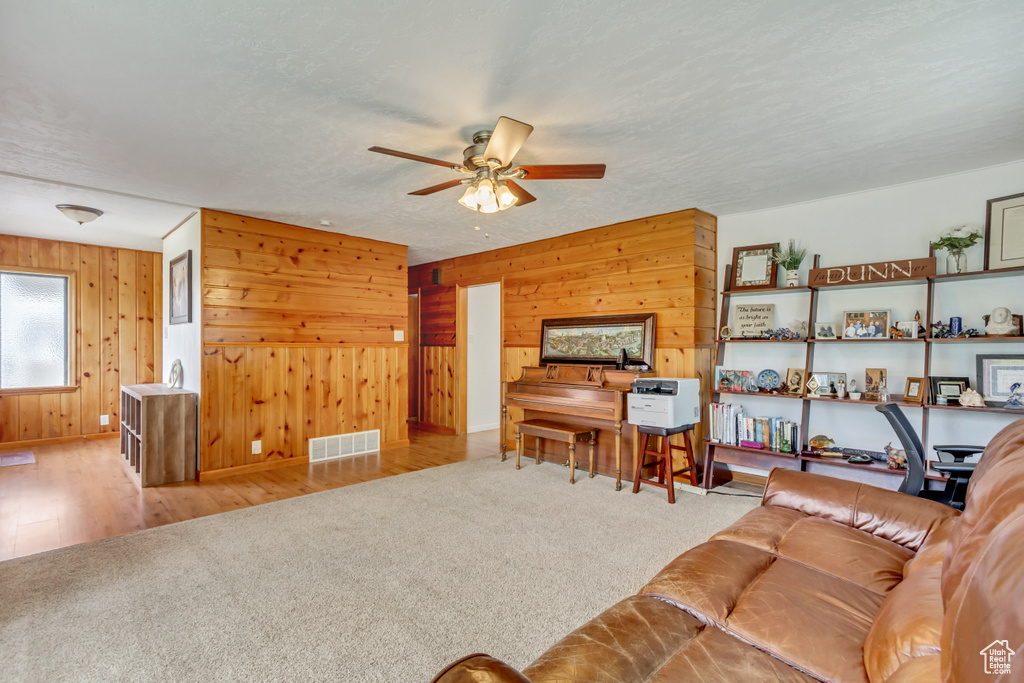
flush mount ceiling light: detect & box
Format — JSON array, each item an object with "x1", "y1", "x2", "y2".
[
  {"x1": 56, "y1": 204, "x2": 103, "y2": 224},
  {"x1": 369, "y1": 116, "x2": 606, "y2": 213}
]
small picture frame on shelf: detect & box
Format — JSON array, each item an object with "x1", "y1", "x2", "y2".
[
  {"x1": 865, "y1": 368, "x2": 887, "y2": 397},
  {"x1": 904, "y1": 377, "x2": 924, "y2": 404},
  {"x1": 785, "y1": 368, "x2": 805, "y2": 395},
  {"x1": 897, "y1": 321, "x2": 918, "y2": 339},
  {"x1": 807, "y1": 372, "x2": 844, "y2": 396},
  {"x1": 929, "y1": 376, "x2": 970, "y2": 404},
  {"x1": 843, "y1": 310, "x2": 890, "y2": 339},
  {"x1": 813, "y1": 322, "x2": 837, "y2": 340},
  {"x1": 985, "y1": 191, "x2": 1024, "y2": 271},
  {"x1": 976, "y1": 354, "x2": 1024, "y2": 406},
  {"x1": 730, "y1": 243, "x2": 779, "y2": 290},
  {"x1": 715, "y1": 367, "x2": 753, "y2": 393}
]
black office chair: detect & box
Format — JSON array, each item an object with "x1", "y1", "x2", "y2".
[{"x1": 874, "y1": 403, "x2": 982, "y2": 510}]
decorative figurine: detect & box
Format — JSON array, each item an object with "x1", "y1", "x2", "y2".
[
  {"x1": 915, "y1": 311, "x2": 926, "y2": 338},
  {"x1": 1006, "y1": 383, "x2": 1024, "y2": 410},
  {"x1": 959, "y1": 388, "x2": 985, "y2": 407},
  {"x1": 836, "y1": 378, "x2": 846, "y2": 399},
  {"x1": 889, "y1": 326, "x2": 904, "y2": 340},
  {"x1": 884, "y1": 443, "x2": 907, "y2": 470},
  {"x1": 984, "y1": 307, "x2": 1020, "y2": 336},
  {"x1": 808, "y1": 435, "x2": 836, "y2": 452}
]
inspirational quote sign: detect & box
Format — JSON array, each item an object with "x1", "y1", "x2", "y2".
[{"x1": 735, "y1": 304, "x2": 775, "y2": 338}]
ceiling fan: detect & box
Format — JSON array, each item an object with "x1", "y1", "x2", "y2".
[{"x1": 369, "y1": 116, "x2": 606, "y2": 213}]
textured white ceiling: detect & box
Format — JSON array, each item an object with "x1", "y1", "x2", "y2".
[{"x1": 1, "y1": 1, "x2": 1023, "y2": 264}]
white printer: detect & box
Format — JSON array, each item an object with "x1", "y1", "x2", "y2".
[{"x1": 627, "y1": 378, "x2": 701, "y2": 429}]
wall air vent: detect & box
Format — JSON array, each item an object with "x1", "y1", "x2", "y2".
[{"x1": 308, "y1": 429, "x2": 381, "y2": 462}]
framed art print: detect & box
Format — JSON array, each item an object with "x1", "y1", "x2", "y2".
[
  {"x1": 928, "y1": 376, "x2": 969, "y2": 404},
  {"x1": 169, "y1": 250, "x2": 192, "y2": 325},
  {"x1": 904, "y1": 377, "x2": 924, "y2": 404},
  {"x1": 730, "y1": 243, "x2": 779, "y2": 290},
  {"x1": 976, "y1": 354, "x2": 1024, "y2": 406},
  {"x1": 540, "y1": 313, "x2": 655, "y2": 366},
  {"x1": 985, "y1": 191, "x2": 1024, "y2": 270}
]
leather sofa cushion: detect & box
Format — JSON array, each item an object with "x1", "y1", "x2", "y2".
[
  {"x1": 941, "y1": 451, "x2": 1024, "y2": 605},
  {"x1": 639, "y1": 540, "x2": 774, "y2": 628},
  {"x1": 965, "y1": 418, "x2": 1024, "y2": 500},
  {"x1": 648, "y1": 626, "x2": 816, "y2": 682},
  {"x1": 941, "y1": 507, "x2": 1024, "y2": 682},
  {"x1": 762, "y1": 469, "x2": 957, "y2": 552},
  {"x1": 776, "y1": 517, "x2": 914, "y2": 594},
  {"x1": 726, "y1": 558, "x2": 885, "y2": 683},
  {"x1": 863, "y1": 565, "x2": 943, "y2": 683},
  {"x1": 431, "y1": 654, "x2": 533, "y2": 683},
  {"x1": 901, "y1": 518, "x2": 954, "y2": 579},
  {"x1": 884, "y1": 655, "x2": 940, "y2": 682},
  {"x1": 710, "y1": 505, "x2": 805, "y2": 553},
  {"x1": 521, "y1": 595, "x2": 702, "y2": 683}
]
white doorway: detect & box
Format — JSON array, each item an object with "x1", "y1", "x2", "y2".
[{"x1": 466, "y1": 283, "x2": 501, "y2": 433}]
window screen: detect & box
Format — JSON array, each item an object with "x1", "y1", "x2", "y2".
[{"x1": 0, "y1": 272, "x2": 70, "y2": 389}]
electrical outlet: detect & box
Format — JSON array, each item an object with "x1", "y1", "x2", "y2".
[
  {"x1": 251, "y1": 440, "x2": 262, "y2": 455},
  {"x1": 99, "y1": 414, "x2": 109, "y2": 426},
  {"x1": 394, "y1": 329, "x2": 404, "y2": 342}
]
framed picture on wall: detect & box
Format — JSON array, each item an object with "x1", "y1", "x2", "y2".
[
  {"x1": 985, "y1": 191, "x2": 1024, "y2": 270},
  {"x1": 539, "y1": 313, "x2": 656, "y2": 367},
  {"x1": 169, "y1": 250, "x2": 192, "y2": 325},
  {"x1": 730, "y1": 243, "x2": 779, "y2": 290}
]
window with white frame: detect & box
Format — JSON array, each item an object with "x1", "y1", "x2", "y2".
[{"x1": 0, "y1": 271, "x2": 70, "y2": 389}]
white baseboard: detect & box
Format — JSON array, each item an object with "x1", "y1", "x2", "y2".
[{"x1": 467, "y1": 422, "x2": 500, "y2": 433}]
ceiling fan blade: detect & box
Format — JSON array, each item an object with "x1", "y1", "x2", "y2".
[
  {"x1": 504, "y1": 180, "x2": 537, "y2": 206},
  {"x1": 408, "y1": 179, "x2": 466, "y2": 196},
  {"x1": 368, "y1": 146, "x2": 466, "y2": 171},
  {"x1": 483, "y1": 117, "x2": 534, "y2": 166},
  {"x1": 517, "y1": 164, "x2": 606, "y2": 180}
]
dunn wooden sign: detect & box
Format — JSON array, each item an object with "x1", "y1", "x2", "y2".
[{"x1": 808, "y1": 257, "x2": 936, "y2": 287}]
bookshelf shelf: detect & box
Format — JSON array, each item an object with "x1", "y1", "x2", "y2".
[{"x1": 708, "y1": 253, "x2": 1024, "y2": 491}]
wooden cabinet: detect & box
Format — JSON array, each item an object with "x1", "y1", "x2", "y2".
[{"x1": 119, "y1": 384, "x2": 197, "y2": 486}]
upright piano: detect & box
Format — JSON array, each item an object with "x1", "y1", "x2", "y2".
[{"x1": 501, "y1": 364, "x2": 645, "y2": 490}]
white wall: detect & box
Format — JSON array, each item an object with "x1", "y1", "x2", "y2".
[
  {"x1": 162, "y1": 212, "x2": 202, "y2": 394},
  {"x1": 717, "y1": 160, "x2": 1024, "y2": 468},
  {"x1": 466, "y1": 283, "x2": 501, "y2": 432}
]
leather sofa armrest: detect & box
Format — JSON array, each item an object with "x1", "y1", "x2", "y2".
[
  {"x1": 762, "y1": 468, "x2": 959, "y2": 551},
  {"x1": 431, "y1": 654, "x2": 533, "y2": 683}
]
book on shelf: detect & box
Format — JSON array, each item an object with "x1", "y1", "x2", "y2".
[{"x1": 708, "y1": 402, "x2": 800, "y2": 455}]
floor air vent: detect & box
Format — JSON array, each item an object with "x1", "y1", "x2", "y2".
[{"x1": 308, "y1": 430, "x2": 381, "y2": 462}]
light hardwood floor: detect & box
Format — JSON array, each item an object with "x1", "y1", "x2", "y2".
[{"x1": 0, "y1": 426, "x2": 499, "y2": 562}]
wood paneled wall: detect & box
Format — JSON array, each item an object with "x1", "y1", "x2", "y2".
[
  {"x1": 0, "y1": 235, "x2": 161, "y2": 444},
  {"x1": 200, "y1": 211, "x2": 409, "y2": 476},
  {"x1": 409, "y1": 209, "x2": 717, "y2": 439},
  {"x1": 420, "y1": 346, "x2": 456, "y2": 431},
  {"x1": 409, "y1": 209, "x2": 717, "y2": 348}
]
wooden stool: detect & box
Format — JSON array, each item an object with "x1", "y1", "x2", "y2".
[
  {"x1": 632, "y1": 424, "x2": 697, "y2": 504},
  {"x1": 515, "y1": 419, "x2": 597, "y2": 484}
]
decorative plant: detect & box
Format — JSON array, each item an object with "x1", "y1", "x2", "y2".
[
  {"x1": 770, "y1": 239, "x2": 807, "y2": 271},
  {"x1": 929, "y1": 225, "x2": 982, "y2": 256}
]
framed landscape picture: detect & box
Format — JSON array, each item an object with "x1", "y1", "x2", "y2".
[
  {"x1": 540, "y1": 313, "x2": 656, "y2": 367},
  {"x1": 730, "y1": 243, "x2": 779, "y2": 290},
  {"x1": 169, "y1": 250, "x2": 192, "y2": 325}
]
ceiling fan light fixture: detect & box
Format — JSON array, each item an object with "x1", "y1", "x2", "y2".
[
  {"x1": 458, "y1": 184, "x2": 479, "y2": 210},
  {"x1": 56, "y1": 204, "x2": 103, "y2": 224},
  {"x1": 474, "y1": 178, "x2": 495, "y2": 205},
  {"x1": 494, "y1": 182, "x2": 518, "y2": 209},
  {"x1": 477, "y1": 199, "x2": 500, "y2": 214}
]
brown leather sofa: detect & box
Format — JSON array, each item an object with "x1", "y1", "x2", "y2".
[{"x1": 432, "y1": 418, "x2": 1024, "y2": 682}]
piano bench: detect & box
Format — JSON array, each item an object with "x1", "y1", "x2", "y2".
[{"x1": 514, "y1": 419, "x2": 597, "y2": 485}]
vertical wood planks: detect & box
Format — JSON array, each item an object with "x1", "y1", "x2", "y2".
[{"x1": 0, "y1": 235, "x2": 159, "y2": 446}]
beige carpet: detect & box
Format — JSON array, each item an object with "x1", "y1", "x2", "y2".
[{"x1": 0, "y1": 455, "x2": 758, "y2": 683}]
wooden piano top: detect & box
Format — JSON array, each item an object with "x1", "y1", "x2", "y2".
[{"x1": 504, "y1": 365, "x2": 645, "y2": 420}]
